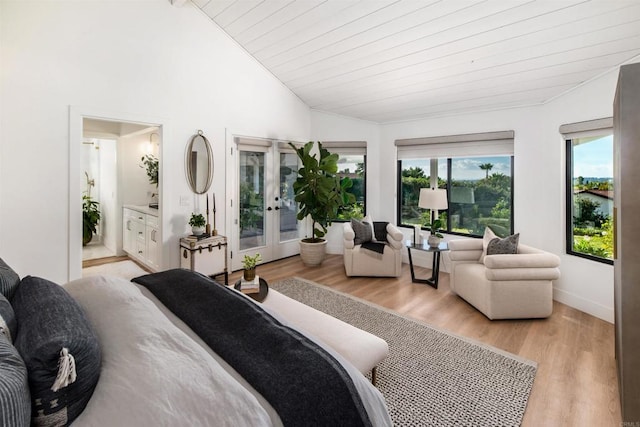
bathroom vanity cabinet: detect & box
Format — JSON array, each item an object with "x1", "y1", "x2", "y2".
[{"x1": 123, "y1": 206, "x2": 160, "y2": 271}]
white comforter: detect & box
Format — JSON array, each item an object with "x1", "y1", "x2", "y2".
[{"x1": 64, "y1": 275, "x2": 390, "y2": 426}]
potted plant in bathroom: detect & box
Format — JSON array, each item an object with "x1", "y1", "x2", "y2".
[
  {"x1": 188, "y1": 213, "x2": 206, "y2": 236},
  {"x1": 289, "y1": 141, "x2": 356, "y2": 266},
  {"x1": 140, "y1": 154, "x2": 159, "y2": 186},
  {"x1": 241, "y1": 253, "x2": 262, "y2": 281},
  {"x1": 82, "y1": 195, "x2": 101, "y2": 246},
  {"x1": 141, "y1": 154, "x2": 159, "y2": 209}
]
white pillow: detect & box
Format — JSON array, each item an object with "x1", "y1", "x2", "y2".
[{"x1": 479, "y1": 227, "x2": 497, "y2": 263}]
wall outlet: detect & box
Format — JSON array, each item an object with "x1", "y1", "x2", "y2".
[{"x1": 180, "y1": 195, "x2": 190, "y2": 207}]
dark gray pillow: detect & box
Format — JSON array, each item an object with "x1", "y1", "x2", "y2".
[
  {"x1": 351, "y1": 219, "x2": 372, "y2": 245},
  {"x1": 12, "y1": 276, "x2": 101, "y2": 427},
  {"x1": 486, "y1": 233, "x2": 520, "y2": 255},
  {"x1": 0, "y1": 334, "x2": 30, "y2": 427},
  {"x1": 0, "y1": 257, "x2": 20, "y2": 301},
  {"x1": 372, "y1": 221, "x2": 389, "y2": 243},
  {"x1": 0, "y1": 293, "x2": 16, "y2": 343}
]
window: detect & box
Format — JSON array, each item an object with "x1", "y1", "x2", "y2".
[
  {"x1": 565, "y1": 133, "x2": 613, "y2": 264},
  {"x1": 396, "y1": 131, "x2": 514, "y2": 238},
  {"x1": 398, "y1": 157, "x2": 513, "y2": 237},
  {"x1": 398, "y1": 159, "x2": 447, "y2": 226},
  {"x1": 322, "y1": 141, "x2": 366, "y2": 221},
  {"x1": 450, "y1": 156, "x2": 512, "y2": 236}
]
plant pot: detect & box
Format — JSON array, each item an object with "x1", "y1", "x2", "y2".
[
  {"x1": 192, "y1": 226, "x2": 205, "y2": 236},
  {"x1": 243, "y1": 268, "x2": 256, "y2": 281},
  {"x1": 82, "y1": 230, "x2": 92, "y2": 246},
  {"x1": 427, "y1": 235, "x2": 441, "y2": 248},
  {"x1": 299, "y1": 239, "x2": 327, "y2": 266}
]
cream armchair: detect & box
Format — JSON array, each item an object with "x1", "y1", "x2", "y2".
[
  {"x1": 343, "y1": 222, "x2": 404, "y2": 277},
  {"x1": 448, "y1": 239, "x2": 560, "y2": 319}
]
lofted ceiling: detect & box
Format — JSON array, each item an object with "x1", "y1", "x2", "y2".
[{"x1": 192, "y1": 0, "x2": 640, "y2": 123}]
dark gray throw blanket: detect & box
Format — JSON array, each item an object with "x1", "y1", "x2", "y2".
[
  {"x1": 132, "y1": 269, "x2": 372, "y2": 427},
  {"x1": 362, "y1": 241, "x2": 386, "y2": 254}
]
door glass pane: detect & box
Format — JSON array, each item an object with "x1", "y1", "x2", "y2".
[
  {"x1": 239, "y1": 151, "x2": 265, "y2": 250},
  {"x1": 279, "y1": 152, "x2": 298, "y2": 242}
]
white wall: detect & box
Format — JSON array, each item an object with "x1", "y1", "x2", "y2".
[
  {"x1": 0, "y1": 0, "x2": 310, "y2": 283},
  {"x1": 98, "y1": 139, "x2": 117, "y2": 254},
  {"x1": 119, "y1": 132, "x2": 156, "y2": 207},
  {"x1": 311, "y1": 67, "x2": 629, "y2": 322}
]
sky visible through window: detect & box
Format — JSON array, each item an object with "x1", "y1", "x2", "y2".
[{"x1": 573, "y1": 135, "x2": 613, "y2": 178}]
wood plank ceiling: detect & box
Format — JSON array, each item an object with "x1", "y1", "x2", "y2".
[{"x1": 192, "y1": 0, "x2": 640, "y2": 123}]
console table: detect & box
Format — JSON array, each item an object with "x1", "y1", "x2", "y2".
[
  {"x1": 180, "y1": 235, "x2": 228, "y2": 285},
  {"x1": 406, "y1": 241, "x2": 449, "y2": 289}
]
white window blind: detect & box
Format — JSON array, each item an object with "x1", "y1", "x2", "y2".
[
  {"x1": 559, "y1": 117, "x2": 613, "y2": 140},
  {"x1": 321, "y1": 141, "x2": 367, "y2": 155},
  {"x1": 395, "y1": 131, "x2": 514, "y2": 160},
  {"x1": 277, "y1": 141, "x2": 304, "y2": 154},
  {"x1": 234, "y1": 136, "x2": 272, "y2": 152}
]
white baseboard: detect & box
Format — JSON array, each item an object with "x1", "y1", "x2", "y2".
[{"x1": 553, "y1": 287, "x2": 613, "y2": 323}]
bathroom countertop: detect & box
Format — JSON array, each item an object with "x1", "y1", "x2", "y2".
[{"x1": 123, "y1": 204, "x2": 159, "y2": 217}]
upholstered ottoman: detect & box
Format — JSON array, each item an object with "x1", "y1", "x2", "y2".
[{"x1": 260, "y1": 289, "x2": 389, "y2": 384}]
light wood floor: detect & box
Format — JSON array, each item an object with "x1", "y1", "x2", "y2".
[{"x1": 228, "y1": 254, "x2": 620, "y2": 427}]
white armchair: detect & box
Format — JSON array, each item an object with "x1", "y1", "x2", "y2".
[
  {"x1": 448, "y1": 239, "x2": 560, "y2": 319},
  {"x1": 343, "y1": 222, "x2": 404, "y2": 277}
]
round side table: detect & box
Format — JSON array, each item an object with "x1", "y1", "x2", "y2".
[{"x1": 234, "y1": 277, "x2": 269, "y2": 302}]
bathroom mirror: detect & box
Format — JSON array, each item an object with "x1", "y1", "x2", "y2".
[{"x1": 186, "y1": 130, "x2": 214, "y2": 194}]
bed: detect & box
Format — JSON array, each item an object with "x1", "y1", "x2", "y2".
[{"x1": 0, "y1": 258, "x2": 392, "y2": 427}]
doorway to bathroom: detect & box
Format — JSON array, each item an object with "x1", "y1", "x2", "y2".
[
  {"x1": 69, "y1": 108, "x2": 164, "y2": 281},
  {"x1": 80, "y1": 117, "x2": 161, "y2": 266},
  {"x1": 81, "y1": 135, "x2": 118, "y2": 261}
]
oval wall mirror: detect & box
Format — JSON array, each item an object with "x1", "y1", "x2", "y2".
[{"x1": 186, "y1": 130, "x2": 214, "y2": 194}]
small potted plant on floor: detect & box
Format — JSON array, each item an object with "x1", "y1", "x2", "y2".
[
  {"x1": 189, "y1": 213, "x2": 206, "y2": 236},
  {"x1": 242, "y1": 253, "x2": 262, "y2": 281}
]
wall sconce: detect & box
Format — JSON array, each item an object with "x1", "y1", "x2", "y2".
[{"x1": 147, "y1": 132, "x2": 159, "y2": 154}]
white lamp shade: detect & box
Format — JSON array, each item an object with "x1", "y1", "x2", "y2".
[{"x1": 418, "y1": 188, "x2": 448, "y2": 210}]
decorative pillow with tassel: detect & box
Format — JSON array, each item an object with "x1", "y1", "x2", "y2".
[{"x1": 12, "y1": 276, "x2": 101, "y2": 427}]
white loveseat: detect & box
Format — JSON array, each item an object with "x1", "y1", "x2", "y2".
[
  {"x1": 448, "y1": 239, "x2": 561, "y2": 320},
  {"x1": 343, "y1": 222, "x2": 404, "y2": 277}
]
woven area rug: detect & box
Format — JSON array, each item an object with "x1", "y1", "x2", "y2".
[{"x1": 270, "y1": 277, "x2": 537, "y2": 427}]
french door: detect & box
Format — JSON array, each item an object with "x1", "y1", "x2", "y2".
[{"x1": 231, "y1": 137, "x2": 300, "y2": 270}]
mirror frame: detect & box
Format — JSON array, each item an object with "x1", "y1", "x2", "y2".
[{"x1": 186, "y1": 130, "x2": 214, "y2": 194}]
